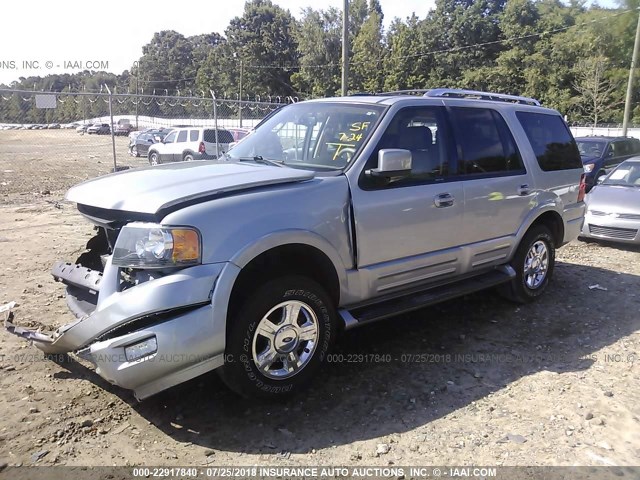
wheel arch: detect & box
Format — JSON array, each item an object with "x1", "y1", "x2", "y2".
[
  {"x1": 519, "y1": 208, "x2": 565, "y2": 248},
  {"x1": 228, "y1": 236, "x2": 346, "y2": 319}
]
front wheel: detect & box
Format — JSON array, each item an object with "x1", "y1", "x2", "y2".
[
  {"x1": 500, "y1": 225, "x2": 555, "y2": 303},
  {"x1": 149, "y1": 151, "x2": 160, "y2": 166},
  {"x1": 219, "y1": 275, "x2": 337, "y2": 399}
]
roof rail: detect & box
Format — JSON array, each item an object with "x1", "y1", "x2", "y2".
[
  {"x1": 378, "y1": 89, "x2": 431, "y2": 96},
  {"x1": 424, "y1": 88, "x2": 541, "y2": 106}
]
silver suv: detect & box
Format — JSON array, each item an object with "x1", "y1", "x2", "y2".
[{"x1": 7, "y1": 89, "x2": 586, "y2": 400}]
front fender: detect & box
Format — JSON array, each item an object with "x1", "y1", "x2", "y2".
[{"x1": 229, "y1": 229, "x2": 350, "y2": 302}]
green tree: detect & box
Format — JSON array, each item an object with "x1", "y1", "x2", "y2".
[
  {"x1": 350, "y1": 3, "x2": 385, "y2": 92},
  {"x1": 224, "y1": 0, "x2": 299, "y2": 97},
  {"x1": 291, "y1": 7, "x2": 342, "y2": 97},
  {"x1": 383, "y1": 15, "x2": 427, "y2": 91}
]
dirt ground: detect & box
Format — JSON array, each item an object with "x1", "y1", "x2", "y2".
[{"x1": 0, "y1": 131, "x2": 638, "y2": 469}]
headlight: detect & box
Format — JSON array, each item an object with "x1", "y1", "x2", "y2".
[
  {"x1": 583, "y1": 164, "x2": 595, "y2": 173},
  {"x1": 113, "y1": 223, "x2": 201, "y2": 268}
]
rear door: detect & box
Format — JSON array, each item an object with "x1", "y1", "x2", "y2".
[{"x1": 447, "y1": 106, "x2": 534, "y2": 270}]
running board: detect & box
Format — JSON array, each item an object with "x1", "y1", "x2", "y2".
[{"x1": 340, "y1": 266, "x2": 515, "y2": 329}]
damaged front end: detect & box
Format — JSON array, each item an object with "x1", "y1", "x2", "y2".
[{"x1": 5, "y1": 208, "x2": 229, "y2": 400}]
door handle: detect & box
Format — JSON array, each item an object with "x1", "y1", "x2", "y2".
[
  {"x1": 434, "y1": 193, "x2": 455, "y2": 208},
  {"x1": 517, "y1": 184, "x2": 530, "y2": 196}
]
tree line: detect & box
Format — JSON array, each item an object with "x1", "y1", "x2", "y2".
[{"x1": 2, "y1": 0, "x2": 639, "y2": 125}]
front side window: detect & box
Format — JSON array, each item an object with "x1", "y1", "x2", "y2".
[
  {"x1": 450, "y1": 107, "x2": 524, "y2": 175},
  {"x1": 163, "y1": 131, "x2": 177, "y2": 143},
  {"x1": 516, "y1": 111, "x2": 582, "y2": 171},
  {"x1": 361, "y1": 106, "x2": 451, "y2": 188},
  {"x1": 227, "y1": 102, "x2": 385, "y2": 170}
]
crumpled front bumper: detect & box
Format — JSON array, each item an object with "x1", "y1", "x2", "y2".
[{"x1": 5, "y1": 259, "x2": 238, "y2": 399}]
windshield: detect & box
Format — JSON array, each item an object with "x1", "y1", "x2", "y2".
[
  {"x1": 227, "y1": 102, "x2": 385, "y2": 170},
  {"x1": 576, "y1": 140, "x2": 606, "y2": 158},
  {"x1": 602, "y1": 161, "x2": 640, "y2": 186}
]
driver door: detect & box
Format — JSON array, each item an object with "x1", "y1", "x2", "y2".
[{"x1": 348, "y1": 106, "x2": 465, "y2": 296}]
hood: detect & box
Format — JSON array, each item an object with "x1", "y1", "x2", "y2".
[
  {"x1": 587, "y1": 184, "x2": 640, "y2": 214},
  {"x1": 66, "y1": 161, "x2": 315, "y2": 215}
]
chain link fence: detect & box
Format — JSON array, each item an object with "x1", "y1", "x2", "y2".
[
  {"x1": 0, "y1": 88, "x2": 290, "y2": 171},
  {"x1": 569, "y1": 123, "x2": 640, "y2": 138}
]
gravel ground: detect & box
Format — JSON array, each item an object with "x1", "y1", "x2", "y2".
[{"x1": 0, "y1": 132, "x2": 638, "y2": 469}]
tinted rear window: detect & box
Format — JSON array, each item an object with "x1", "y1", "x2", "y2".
[
  {"x1": 516, "y1": 112, "x2": 582, "y2": 171},
  {"x1": 204, "y1": 129, "x2": 234, "y2": 143},
  {"x1": 450, "y1": 107, "x2": 524, "y2": 175}
]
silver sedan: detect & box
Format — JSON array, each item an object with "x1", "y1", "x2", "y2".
[{"x1": 581, "y1": 158, "x2": 640, "y2": 244}]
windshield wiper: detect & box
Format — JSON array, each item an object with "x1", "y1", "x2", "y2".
[{"x1": 236, "y1": 155, "x2": 284, "y2": 167}]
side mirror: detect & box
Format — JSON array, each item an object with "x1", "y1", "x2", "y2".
[
  {"x1": 596, "y1": 175, "x2": 606, "y2": 184},
  {"x1": 366, "y1": 149, "x2": 412, "y2": 179}
]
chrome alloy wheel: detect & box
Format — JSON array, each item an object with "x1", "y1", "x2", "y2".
[
  {"x1": 252, "y1": 300, "x2": 319, "y2": 379},
  {"x1": 524, "y1": 240, "x2": 549, "y2": 289}
]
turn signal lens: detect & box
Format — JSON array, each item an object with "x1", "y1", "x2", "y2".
[{"x1": 172, "y1": 229, "x2": 200, "y2": 263}]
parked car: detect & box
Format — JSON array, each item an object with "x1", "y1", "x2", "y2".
[
  {"x1": 575, "y1": 136, "x2": 640, "y2": 191},
  {"x1": 147, "y1": 127, "x2": 234, "y2": 165},
  {"x1": 128, "y1": 132, "x2": 159, "y2": 157},
  {"x1": 129, "y1": 127, "x2": 171, "y2": 142},
  {"x1": 6, "y1": 89, "x2": 586, "y2": 400},
  {"x1": 114, "y1": 119, "x2": 134, "y2": 136},
  {"x1": 86, "y1": 123, "x2": 111, "y2": 135},
  {"x1": 580, "y1": 158, "x2": 640, "y2": 244},
  {"x1": 76, "y1": 124, "x2": 90, "y2": 134},
  {"x1": 227, "y1": 127, "x2": 251, "y2": 143}
]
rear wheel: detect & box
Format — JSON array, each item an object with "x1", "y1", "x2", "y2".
[
  {"x1": 183, "y1": 152, "x2": 195, "y2": 162},
  {"x1": 149, "y1": 151, "x2": 160, "y2": 166},
  {"x1": 219, "y1": 275, "x2": 337, "y2": 399},
  {"x1": 500, "y1": 225, "x2": 555, "y2": 303}
]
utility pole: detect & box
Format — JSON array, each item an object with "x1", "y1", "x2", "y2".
[
  {"x1": 134, "y1": 61, "x2": 139, "y2": 130},
  {"x1": 342, "y1": 0, "x2": 349, "y2": 96},
  {"x1": 622, "y1": 8, "x2": 640, "y2": 136},
  {"x1": 104, "y1": 84, "x2": 117, "y2": 172},
  {"x1": 239, "y1": 59, "x2": 243, "y2": 127}
]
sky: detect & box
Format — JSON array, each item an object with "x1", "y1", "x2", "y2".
[{"x1": 0, "y1": 0, "x2": 620, "y2": 86}]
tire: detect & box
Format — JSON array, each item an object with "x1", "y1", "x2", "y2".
[
  {"x1": 219, "y1": 275, "x2": 337, "y2": 399},
  {"x1": 500, "y1": 225, "x2": 555, "y2": 303},
  {"x1": 131, "y1": 146, "x2": 138, "y2": 157},
  {"x1": 183, "y1": 152, "x2": 195, "y2": 162},
  {"x1": 149, "y1": 151, "x2": 160, "y2": 166}
]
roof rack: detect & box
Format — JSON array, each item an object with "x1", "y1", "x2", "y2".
[
  {"x1": 378, "y1": 89, "x2": 431, "y2": 96},
  {"x1": 424, "y1": 88, "x2": 541, "y2": 106}
]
